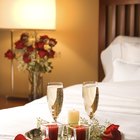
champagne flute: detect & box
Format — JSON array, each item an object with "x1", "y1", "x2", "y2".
[
  {"x1": 47, "y1": 82, "x2": 63, "y2": 122},
  {"x1": 82, "y1": 81, "x2": 99, "y2": 120}
]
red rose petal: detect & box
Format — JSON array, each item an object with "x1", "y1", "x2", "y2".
[
  {"x1": 44, "y1": 138, "x2": 50, "y2": 140},
  {"x1": 102, "y1": 124, "x2": 121, "y2": 140},
  {"x1": 14, "y1": 134, "x2": 27, "y2": 140}
]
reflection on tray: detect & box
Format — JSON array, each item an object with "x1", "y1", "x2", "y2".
[{"x1": 25, "y1": 128, "x2": 42, "y2": 140}]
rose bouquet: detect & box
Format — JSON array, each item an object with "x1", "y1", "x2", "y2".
[
  {"x1": 4, "y1": 32, "x2": 57, "y2": 73},
  {"x1": 4, "y1": 32, "x2": 57, "y2": 100}
]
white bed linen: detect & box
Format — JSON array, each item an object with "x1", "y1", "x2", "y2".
[
  {"x1": 101, "y1": 36, "x2": 140, "y2": 82},
  {"x1": 112, "y1": 59, "x2": 140, "y2": 82},
  {"x1": 0, "y1": 82, "x2": 140, "y2": 140}
]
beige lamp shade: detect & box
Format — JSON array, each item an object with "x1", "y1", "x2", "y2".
[{"x1": 0, "y1": 0, "x2": 56, "y2": 30}]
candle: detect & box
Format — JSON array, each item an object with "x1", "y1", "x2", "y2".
[
  {"x1": 75, "y1": 125, "x2": 86, "y2": 140},
  {"x1": 68, "y1": 109, "x2": 80, "y2": 125},
  {"x1": 47, "y1": 124, "x2": 58, "y2": 140}
]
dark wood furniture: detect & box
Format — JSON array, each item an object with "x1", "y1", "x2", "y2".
[
  {"x1": 98, "y1": 0, "x2": 140, "y2": 81},
  {"x1": 0, "y1": 96, "x2": 28, "y2": 109}
]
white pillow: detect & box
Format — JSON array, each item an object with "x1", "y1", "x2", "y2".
[
  {"x1": 101, "y1": 36, "x2": 122, "y2": 82},
  {"x1": 101, "y1": 36, "x2": 140, "y2": 82},
  {"x1": 113, "y1": 59, "x2": 140, "y2": 81},
  {"x1": 122, "y1": 42, "x2": 140, "y2": 63}
]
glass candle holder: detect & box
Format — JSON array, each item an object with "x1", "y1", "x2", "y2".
[
  {"x1": 41, "y1": 122, "x2": 63, "y2": 140},
  {"x1": 68, "y1": 124, "x2": 91, "y2": 140}
]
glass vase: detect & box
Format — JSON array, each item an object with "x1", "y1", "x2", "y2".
[{"x1": 28, "y1": 71, "x2": 43, "y2": 101}]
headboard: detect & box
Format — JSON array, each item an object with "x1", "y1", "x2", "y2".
[{"x1": 98, "y1": 0, "x2": 140, "y2": 81}]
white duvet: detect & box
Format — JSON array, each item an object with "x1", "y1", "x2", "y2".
[{"x1": 0, "y1": 81, "x2": 140, "y2": 140}]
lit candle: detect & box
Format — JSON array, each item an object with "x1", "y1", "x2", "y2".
[
  {"x1": 47, "y1": 124, "x2": 58, "y2": 140},
  {"x1": 68, "y1": 109, "x2": 80, "y2": 125}
]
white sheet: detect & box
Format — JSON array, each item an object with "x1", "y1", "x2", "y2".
[
  {"x1": 98, "y1": 81, "x2": 140, "y2": 114},
  {"x1": 97, "y1": 81, "x2": 140, "y2": 140},
  {"x1": 0, "y1": 82, "x2": 140, "y2": 140}
]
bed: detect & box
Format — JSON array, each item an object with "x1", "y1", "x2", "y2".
[
  {"x1": 0, "y1": 0, "x2": 140, "y2": 140},
  {"x1": 98, "y1": 0, "x2": 140, "y2": 81}
]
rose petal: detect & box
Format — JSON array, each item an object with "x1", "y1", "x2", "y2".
[{"x1": 14, "y1": 134, "x2": 27, "y2": 140}]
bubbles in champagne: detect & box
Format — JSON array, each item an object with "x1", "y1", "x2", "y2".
[
  {"x1": 47, "y1": 82, "x2": 63, "y2": 121},
  {"x1": 82, "y1": 81, "x2": 99, "y2": 119}
]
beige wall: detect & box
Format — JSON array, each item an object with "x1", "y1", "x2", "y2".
[{"x1": 0, "y1": 0, "x2": 99, "y2": 98}]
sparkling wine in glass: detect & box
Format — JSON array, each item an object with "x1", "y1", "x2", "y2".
[
  {"x1": 47, "y1": 82, "x2": 63, "y2": 122},
  {"x1": 82, "y1": 81, "x2": 99, "y2": 120}
]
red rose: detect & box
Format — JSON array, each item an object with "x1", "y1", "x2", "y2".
[
  {"x1": 23, "y1": 53, "x2": 31, "y2": 63},
  {"x1": 102, "y1": 124, "x2": 121, "y2": 140},
  {"x1": 40, "y1": 35, "x2": 49, "y2": 43},
  {"x1": 27, "y1": 45, "x2": 34, "y2": 52},
  {"x1": 47, "y1": 50, "x2": 55, "y2": 58},
  {"x1": 35, "y1": 41, "x2": 45, "y2": 50},
  {"x1": 14, "y1": 134, "x2": 27, "y2": 140},
  {"x1": 20, "y1": 33, "x2": 29, "y2": 41},
  {"x1": 15, "y1": 40, "x2": 25, "y2": 49},
  {"x1": 48, "y1": 38, "x2": 57, "y2": 47},
  {"x1": 38, "y1": 50, "x2": 47, "y2": 58},
  {"x1": 4, "y1": 49, "x2": 15, "y2": 59}
]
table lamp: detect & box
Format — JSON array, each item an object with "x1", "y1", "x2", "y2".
[{"x1": 0, "y1": 0, "x2": 56, "y2": 97}]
